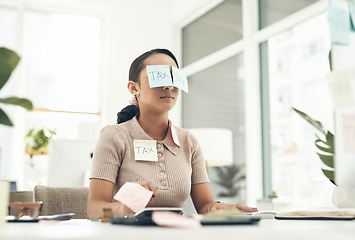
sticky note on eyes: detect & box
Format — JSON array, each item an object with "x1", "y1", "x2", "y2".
[
  {"x1": 172, "y1": 66, "x2": 188, "y2": 93},
  {"x1": 114, "y1": 182, "x2": 153, "y2": 213},
  {"x1": 146, "y1": 65, "x2": 189, "y2": 93},
  {"x1": 146, "y1": 65, "x2": 173, "y2": 88}
]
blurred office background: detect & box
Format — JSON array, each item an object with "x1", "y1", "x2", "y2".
[{"x1": 0, "y1": 0, "x2": 336, "y2": 209}]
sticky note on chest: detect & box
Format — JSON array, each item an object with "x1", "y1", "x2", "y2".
[
  {"x1": 134, "y1": 140, "x2": 158, "y2": 161},
  {"x1": 114, "y1": 182, "x2": 153, "y2": 213}
]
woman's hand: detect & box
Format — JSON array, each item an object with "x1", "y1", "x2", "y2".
[
  {"x1": 235, "y1": 203, "x2": 258, "y2": 212},
  {"x1": 133, "y1": 180, "x2": 158, "y2": 203},
  {"x1": 208, "y1": 201, "x2": 258, "y2": 213}
]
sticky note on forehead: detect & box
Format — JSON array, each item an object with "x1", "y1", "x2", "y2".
[
  {"x1": 172, "y1": 66, "x2": 188, "y2": 93},
  {"x1": 146, "y1": 65, "x2": 173, "y2": 88}
]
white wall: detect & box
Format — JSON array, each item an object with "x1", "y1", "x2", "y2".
[
  {"x1": 100, "y1": 0, "x2": 222, "y2": 127},
  {"x1": 98, "y1": 1, "x2": 174, "y2": 126}
]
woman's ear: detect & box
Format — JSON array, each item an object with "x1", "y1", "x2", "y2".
[{"x1": 127, "y1": 81, "x2": 138, "y2": 95}]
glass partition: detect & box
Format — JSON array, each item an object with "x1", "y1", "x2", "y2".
[{"x1": 182, "y1": 0, "x2": 242, "y2": 66}]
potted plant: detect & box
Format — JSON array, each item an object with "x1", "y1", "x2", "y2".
[
  {"x1": 257, "y1": 190, "x2": 278, "y2": 210},
  {"x1": 292, "y1": 107, "x2": 335, "y2": 185},
  {"x1": 24, "y1": 127, "x2": 56, "y2": 188},
  {"x1": 25, "y1": 128, "x2": 57, "y2": 160},
  {"x1": 214, "y1": 164, "x2": 245, "y2": 200}
]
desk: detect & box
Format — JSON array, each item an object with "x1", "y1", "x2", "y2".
[{"x1": 0, "y1": 219, "x2": 354, "y2": 240}]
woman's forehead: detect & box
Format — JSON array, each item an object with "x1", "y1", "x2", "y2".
[{"x1": 143, "y1": 53, "x2": 177, "y2": 67}]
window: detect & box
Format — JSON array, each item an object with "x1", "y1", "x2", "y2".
[
  {"x1": 22, "y1": 11, "x2": 100, "y2": 114},
  {"x1": 182, "y1": 54, "x2": 245, "y2": 165},
  {"x1": 181, "y1": 0, "x2": 246, "y2": 205},
  {"x1": 22, "y1": 10, "x2": 101, "y2": 139},
  {"x1": 260, "y1": 13, "x2": 332, "y2": 205},
  {"x1": 179, "y1": 0, "x2": 329, "y2": 206},
  {"x1": 259, "y1": 0, "x2": 320, "y2": 29},
  {"x1": 0, "y1": 4, "x2": 101, "y2": 189},
  {"x1": 182, "y1": 0, "x2": 242, "y2": 66}
]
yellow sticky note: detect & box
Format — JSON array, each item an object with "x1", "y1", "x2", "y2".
[
  {"x1": 327, "y1": 70, "x2": 355, "y2": 110},
  {"x1": 133, "y1": 140, "x2": 158, "y2": 161}
]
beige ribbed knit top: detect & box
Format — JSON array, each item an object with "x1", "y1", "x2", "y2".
[{"x1": 90, "y1": 117, "x2": 209, "y2": 208}]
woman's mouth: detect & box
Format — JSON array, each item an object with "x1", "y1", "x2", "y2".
[{"x1": 160, "y1": 96, "x2": 174, "y2": 100}]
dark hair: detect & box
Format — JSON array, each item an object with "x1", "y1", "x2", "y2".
[{"x1": 116, "y1": 49, "x2": 179, "y2": 124}]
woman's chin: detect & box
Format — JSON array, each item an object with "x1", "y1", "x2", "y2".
[{"x1": 157, "y1": 102, "x2": 176, "y2": 112}]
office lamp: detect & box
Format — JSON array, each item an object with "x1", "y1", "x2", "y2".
[{"x1": 187, "y1": 128, "x2": 233, "y2": 171}]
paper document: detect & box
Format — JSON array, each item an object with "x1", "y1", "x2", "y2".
[{"x1": 275, "y1": 210, "x2": 355, "y2": 220}]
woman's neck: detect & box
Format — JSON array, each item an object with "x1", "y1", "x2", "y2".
[{"x1": 137, "y1": 111, "x2": 169, "y2": 141}]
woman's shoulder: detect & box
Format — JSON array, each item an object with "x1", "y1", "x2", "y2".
[
  {"x1": 99, "y1": 119, "x2": 133, "y2": 138},
  {"x1": 171, "y1": 125, "x2": 198, "y2": 144},
  {"x1": 171, "y1": 125, "x2": 189, "y2": 136}
]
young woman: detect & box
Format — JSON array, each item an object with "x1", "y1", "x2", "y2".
[{"x1": 87, "y1": 49, "x2": 257, "y2": 218}]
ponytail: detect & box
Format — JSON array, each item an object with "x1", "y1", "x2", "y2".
[{"x1": 117, "y1": 105, "x2": 139, "y2": 124}]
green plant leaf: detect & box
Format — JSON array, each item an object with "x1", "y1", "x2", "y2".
[
  {"x1": 315, "y1": 136, "x2": 331, "y2": 147},
  {"x1": 0, "y1": 47, "x2": 20, "y2": 90},
  {"x1": 292, "y1": 107, "x2": 326, "y2": 134},
  {"x1": 26, "y1": 128, "x2": 35, "y2": 138},
  {"x1": 322, "y1": 168, "x2": 334, "y2": 182},
  {"x1": 0, "y1": 108, "x2": 13, "y2": 126},
  {"x1": 233, "y1": 175, "x2": 246, "y2": 183},
  {"x1": 214, "y1": 167, "x2": 224, "y2": 177},
  {"x1": 25, "y1": 127, "x2": 56, "y2": 150},
  {"x1": 328, "y1": 50, "x2": 332, "y2": 71},
  {"x1": 326, "y1": 131, "x2": 334, "y2": 148},
  {"x1": 0, "y1": 97, "x2": 33, "y2": 110},
  {"x1": 315, "y1": 139, "x2": 333, "y2": 154},
  {"x1": 215, "y1": 181, "x2": 234, "y2": 189},
  {"x1": 317, "y1": 153, "x2": 334, "y2": 168}
]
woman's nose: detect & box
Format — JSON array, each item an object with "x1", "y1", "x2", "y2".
[{"x1": 163, "y1": 86, "x2": 174, "y2": 90}]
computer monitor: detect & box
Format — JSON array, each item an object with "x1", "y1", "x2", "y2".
[{"x1": 47, "y1": 139, "x2": 96, "y2": 187}]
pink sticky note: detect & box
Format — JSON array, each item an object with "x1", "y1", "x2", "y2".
[
  {"x1": 152, "y1": 211, "x2": 202, "y2": 229},
  {"x1": 114, "y1": 182, "x2": 153, "y2": 213},
  {"x1": 342, "y1": 114, "x2": 355, "y2": 153}
]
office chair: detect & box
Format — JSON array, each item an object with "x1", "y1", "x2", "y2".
[
  {"x1": 10, "y1": 191, "x2": 34, "y2": 202},
  {"x1": 34, "y1": 185, "x2": 89, "y2": 219}
]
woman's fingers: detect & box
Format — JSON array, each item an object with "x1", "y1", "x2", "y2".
[
  {"x1": 235, "y1": 203, "x2": 258, "y2": 212},
  {"x1": 134, "y1": 180, "x2": 158, "y2": 200},
  {"x1": 211, "y1": 202, "x2": 258, "y2": 213}
]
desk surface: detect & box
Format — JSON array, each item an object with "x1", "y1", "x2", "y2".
[
  {"x1": 1, "y1": 218, "x2": 355, "y2": 240},
  {"x1": 0, "y1": 219, "x2": 355, "y2": 240}
]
